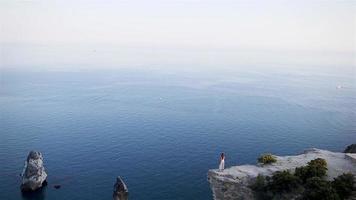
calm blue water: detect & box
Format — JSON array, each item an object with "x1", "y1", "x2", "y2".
[{"x1": 0, "y1": 67, "x2": 355, "y2": 200}]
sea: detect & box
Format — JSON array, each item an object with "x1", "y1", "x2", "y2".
[{"x1": 0, "y1": 65, "x2": 355, "y2": 200}]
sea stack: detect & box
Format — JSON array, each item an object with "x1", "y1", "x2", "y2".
[
  {"x1": 113, "y1": 176, "x2": 129, "y2": 200},
  {"x1": 20, "y1": 151, "x2": 48, "y2": 192}
]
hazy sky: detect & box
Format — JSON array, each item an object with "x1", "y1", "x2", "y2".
[{"x1": 0, "y1": 0, "x2": 355, "y2": 70}]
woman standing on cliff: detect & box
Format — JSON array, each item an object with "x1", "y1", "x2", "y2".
[{"x1": 219, "y1": 153, "x2": 225, "y2": 171}]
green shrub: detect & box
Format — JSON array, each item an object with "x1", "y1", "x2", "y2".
[
  {"x1": 250, "y1": 172, "x2": 302, "y2": 200},
  {"x1": 250, "y1": 174, "x2": 267, "y2": 191},
  {"x1": 250, "y1": 175, "x2": 273, "y2": 200},
  {"x1": 250, "y1": 158, "x2": 356, "y2": 200},
  {"x1": 294, "y1": 165, "x2": 309, "y2": 183},
  {"x1": 258, "y1": 154, "x2": 277, "y2": 164},
  {"x1": 267, "y1": 170, "x2": 301, "y2": 193},
  {"x1": 295, "y1": 158, "x2": 327, "y2": 183},
  {"x1": 303, "y1": 177, "x2": 340, "y2": 200},
  {"x1": 308, "y1": 158, "x2": 327, "y2": 169},
  {"x1": 332, "y1": 173, "x2": 355, "y2": 199}
]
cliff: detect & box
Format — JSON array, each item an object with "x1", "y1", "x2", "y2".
[{"x1": 207, "y1": 148, "x2": 356, "y2": 200}]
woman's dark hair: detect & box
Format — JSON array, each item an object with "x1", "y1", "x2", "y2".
[{"x1": 221, "y1": 153, "x2": 225, "y2": 159}]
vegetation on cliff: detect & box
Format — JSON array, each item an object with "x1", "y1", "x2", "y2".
[
  {"x1": 332, "y1": 173, "x2": 356, "y2": 199},
  {"x1": 257, "y1": 154, "x2": 277, "y2": 165},
  {"x1": 294, "y1": 158, "x2": 327, "y2": 183},
  {"x1": 250, "y1": 158, "x2": 355, "y2": 200}
]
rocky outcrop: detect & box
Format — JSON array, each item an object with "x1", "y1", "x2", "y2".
[
  {"x1": 113, "y1": 176, "x2": 129, "y2": 200},
  {"x1": 345, "y1": 144, "x2": 356, "y2": 153},
  {"x1": 208, "y1": 148, "x2": 356, "y2": 200},
  {"x1": 21, "y1": 151, "x2": 48, "y2": 192}
]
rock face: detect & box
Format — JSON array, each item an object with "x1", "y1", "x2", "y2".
[
  {"x1": 21, "y1": 151, "x2": 48, "y2": 192},
  {"x1": 208, "y1": 148, "x2": 356, "y2": 200},
  {"x1": 344, "y1": 144, "x2": 356, "y2": 153},
  {"x1": 113, "y1": 176, "x2": 129, "y2": 200}
]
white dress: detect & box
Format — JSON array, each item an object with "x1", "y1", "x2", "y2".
[{"x1": 219, "y1": 158, "x2": 225, "y2": 171}]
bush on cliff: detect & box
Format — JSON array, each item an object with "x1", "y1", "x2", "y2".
[
  {"x1": 250, "y1": 174, "x2": 266, "y2": 192},
  {"x1": 267, "y1": 170, "x2": 301, "y2": 193},
  {"x1": 258, "y1": 154, "x2": 277, "y2": 164},
  {"x1": 295, "y1": 158, "x2": 327, "y2": 183},
  {"x1": 250, "y1": 171, "x2": 302, "y2": 199},
  {"x1": 303, "y1": 177, "x2": 340, "y2": 200},
  {"x1": 250, "y1": 175, "x2": 273, "y2": 200},
  {"x1": 250, "y1": 158, "x2": 356, "y2": 200},
  {"x1": 332, "y1": 173, "x2": 355, "y2": 200}
]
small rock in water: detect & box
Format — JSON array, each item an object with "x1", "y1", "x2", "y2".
[
  {"x1": 54, "y1": 185, "x2": 61, "y2": 189},
  {"x1": 113, "y1": 176, "x2": 128, "y2": 200},
  {"x1": 20, "y1": 151, "x2": 48, "y2": 192}
]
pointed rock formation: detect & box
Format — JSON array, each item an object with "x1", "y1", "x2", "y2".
[
  {"x1": 21, "y1": 151, "x2": 48, "y2": 192},
  {"x1": 113, "y1": 176, "x2": 129, "y2": 200}
]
